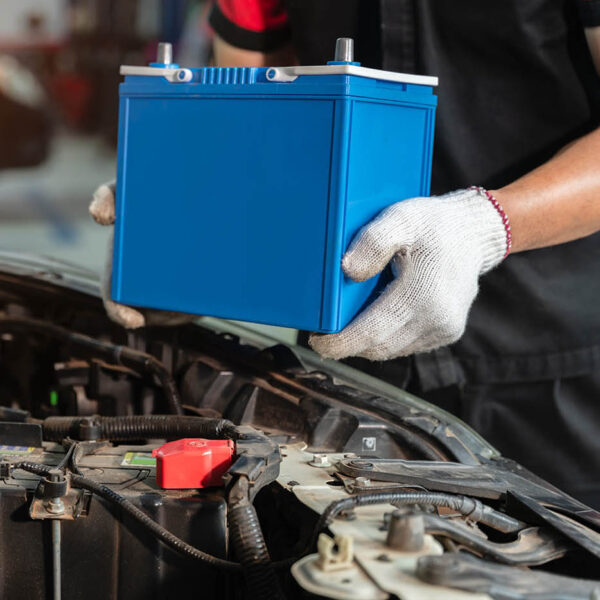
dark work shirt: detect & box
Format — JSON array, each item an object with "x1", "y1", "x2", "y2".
[{"x1": 211, "y1": 0, "x2": 600, "y2": 386}]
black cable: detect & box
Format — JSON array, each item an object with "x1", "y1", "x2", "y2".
[
  {"x1": 276, "y1": 490, "x2": 526, "y2": 567},
  {"x1": 64, "y1": 439, "x2": 110, "y2": 475},
  {"x1": 228, "y1": 477, "x2": 285, "y2": 600},
  {"x1": 42, "y1": 414, "x2": 238, "y2": 442},
  {"x1": 70, "y1": 474, "x2": 241, "y2": 571},
  {"x1": 10, "y1": 465, "x2": 524, "y2": 578},
  {"x1": 314, "y1": 492, "x2": 524, "y2": 536},
  {"x1": 55, "y1": 442, "x2": 76, "y2": 471},
  {"x1": 228, "y1": 503, "x2": 284, "y2": 599},
  {"x1": 69, "y1": 443, "x2": 85, "y2": 475},
  {"x1": 0, "y1": 317, "x2": 183, "y2": 415},
  {"x1": 14, "y1": 461, "x2": 242, "y2": 572}
]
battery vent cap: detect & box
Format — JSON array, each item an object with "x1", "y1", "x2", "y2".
[{"x1": 152, "y1": 438, "x2": 235, "y2": 489}]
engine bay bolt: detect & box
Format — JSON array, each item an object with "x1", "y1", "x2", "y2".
[
  {"x1": 44, "y1": 469, "x2": 66, "y2": 515},
  {"x1": 46, "y1": 497, "x2": 65, "y2": 515},
  {"x1": 386, "y1": 511, "x2": 425, "y2": 552},
  {"x1": 355, "y1": 476, "x2": 371, "y2": 487},
  {"x1": 309, "y1": 453, "x2": 331, "y2": 468}
]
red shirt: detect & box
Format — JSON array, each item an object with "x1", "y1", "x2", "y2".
[{"x1": 209, "y1": 0, "x2": 290, "y2": 52}]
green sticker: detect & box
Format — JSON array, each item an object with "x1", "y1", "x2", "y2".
[{"x1": 121, "y1": 452, "x2": 156, "y2": 467}]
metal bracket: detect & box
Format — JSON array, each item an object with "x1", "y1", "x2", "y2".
[
  {"x1": 417, "y1": 553, "x2": 600, "y2": 599},
  {"x1": 421, "y1": 515, "x2": 570, "y2": 566},
  {"x1": 30, "y1": 489, "x2": 88, "y2": 521}
]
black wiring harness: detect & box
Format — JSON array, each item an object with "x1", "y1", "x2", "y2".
[
  {"x1": 15, "y1": 460, "x2": 243, "y2": 571},
  {"x1": 314, "y1": 491, "x2": 524, "y2": 536},
  {"x1": 0, "y1": 316, "x2": 533, "y2": 597},
  {"x1": 9, "y1": 459, "x2": 526, "y2": 572},
  {"x1": 5, "y1": 408, "x2": 285, "y2": 600},
  {"x1": 279, "y1": 489, "x2": 526, "y2": 569},
  {"x1": 13, "y1": 459, "x2": 286, "y2": 599},
  {"x1": 41, "y1": 414, "x2": 238, "y2": 442}
]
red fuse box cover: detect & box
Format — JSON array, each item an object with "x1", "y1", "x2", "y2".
[{"x1": 152, "y1": 438, "x2": 235, "y2": 489}]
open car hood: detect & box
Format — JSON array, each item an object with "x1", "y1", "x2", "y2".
[{"x1": 0, "y1": 250, "x2": 599, "y2": 600}]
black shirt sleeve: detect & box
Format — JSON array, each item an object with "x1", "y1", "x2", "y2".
[{"x1": 577, "y1": 0, "x2": 600, "y2": 27}]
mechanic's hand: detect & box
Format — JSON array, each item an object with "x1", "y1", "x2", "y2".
[
  {"x1": 90, "y1": 181, "x2": 196, "y2": 329},
  {"x1": 310, "y1": 188, "x2": 509, "y2": 360}
]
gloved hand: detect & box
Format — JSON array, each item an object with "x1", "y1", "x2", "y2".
[
  {"x1": 310, "y1": 187, "x2": 510, "y2": 360},
  {"x1": 90, "y1": 181, "x2": 196, "y2": 328}
]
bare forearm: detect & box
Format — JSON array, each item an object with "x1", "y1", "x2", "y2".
[
  {"x1": 213, "y1": 34, "x2": 297, "y2": 67},
  {"x1": 492, "y1": 127, "x2": 600, "y2": 253}
]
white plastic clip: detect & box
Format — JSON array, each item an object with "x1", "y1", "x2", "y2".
[
  {"x1": 119, "y1": 66, "x2": 193, "y2": 83},
  {"x1": 316, "y1": 533, "x2": 354, "y2": 572},
  {"x1": 266, "y1": 67, "x2": 297, "y2": 82},
  {"x1": 265, "y1": 64, "x2": 438, "y2": 86}
]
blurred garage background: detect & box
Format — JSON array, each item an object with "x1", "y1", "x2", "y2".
[{"x1": 0, "y1": 0, "x2": 213, "y2": 271}]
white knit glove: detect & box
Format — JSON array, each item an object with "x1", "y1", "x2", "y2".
[
  {"x1": 90, "y1": 181, "x2": 196, "y2": 329},
  {"x1": 310, "y1": 188, "x2": 509, "y2": 361}
]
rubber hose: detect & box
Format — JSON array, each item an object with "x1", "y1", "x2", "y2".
[
  {"x1": 42, "y1": 415, "x2": 238, "y2": 442},
  {"x1": 229, "y1": 503, "x2": 285, "y2": 600},
  {"x1": 15, "y1": 462, "x2": 242, "y2": 572}
]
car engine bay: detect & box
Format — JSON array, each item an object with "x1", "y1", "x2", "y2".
[{"x1": 1, "y1": 253, "x2": 600, "y2": 600}]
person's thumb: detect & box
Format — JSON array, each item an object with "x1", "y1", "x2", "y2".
[
  {"x1": 342, "y1": 203, "x2": 412, "y2": 282},
  {"x1": 90, "y1": 180, "x2": 116, "y2": 225}
]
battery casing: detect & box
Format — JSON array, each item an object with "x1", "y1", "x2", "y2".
[
  {"x1": 0, "y1": 443, "x2": 227, "y2": 599},
  {"x1": 113, "y1": 64, "x2": 437, "y2": 332}
]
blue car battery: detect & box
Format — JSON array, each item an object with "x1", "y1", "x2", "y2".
[{"x1": 113, "y1": 39, "x2": 437, "y2": 333}]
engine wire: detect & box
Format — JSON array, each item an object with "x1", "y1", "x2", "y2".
[{"x1": 13, "y1": 461, "x2": 243, "y2": 572}]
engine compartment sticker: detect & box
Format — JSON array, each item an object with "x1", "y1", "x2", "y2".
[
  {"x1": 362, "y1": 437, "x2": 376, "y2": 452},
  {"x1": 121, "y1": 452, "x2": 156, "y2": 467},
  {"x1": 0, "y1": 445, "x2": 35, "y2": 455}
]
